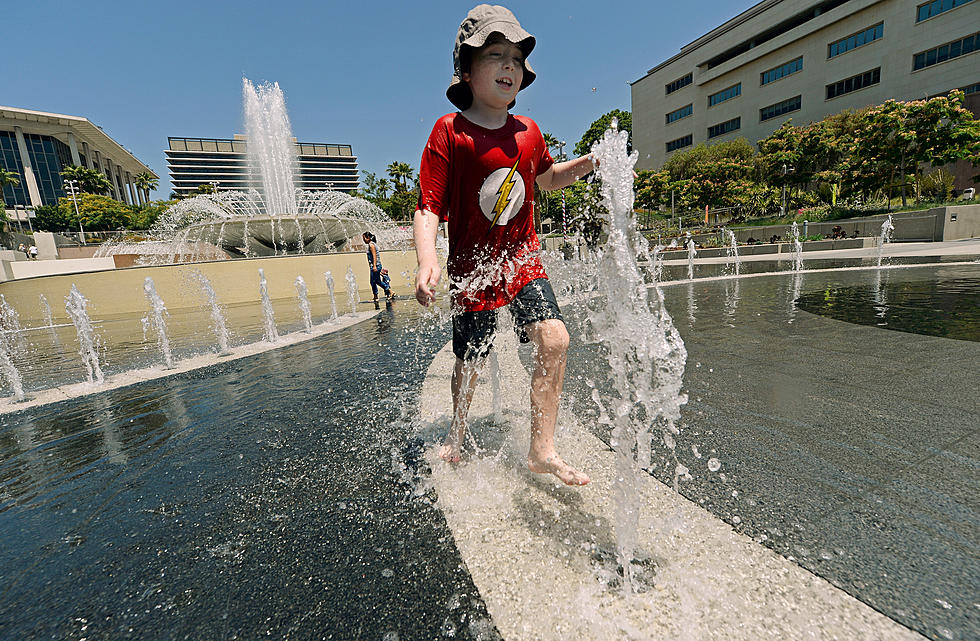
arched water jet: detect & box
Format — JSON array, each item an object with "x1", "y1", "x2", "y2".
[{"x1": 142, "y1": 278, "x2": 174, "y2": 369}]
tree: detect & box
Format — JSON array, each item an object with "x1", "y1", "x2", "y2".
[
  {"x1": 133, "y1": 172, "x2": 159, "y2": 202},
  {"x1": 128, "y1": 200, "x2": 176, "y2": 230},
  {"x1": 386, "y1": 161, "x2": 415, "y2": 192},
  {"x1": 60, "y1": 165, "x2": 114, "y2": 195},
  {"x1": 57, "y1": 193, "x2": 130, "y2": 231},
  {"x1": 575, "y1": 110, "x2": 631, "y2": 157},
  {"x1": 0, "y1": 168, "x2": 20, "y2": 228},
  {"x1": 32, "y1": 204, "x2": 74, "y2": 232}
]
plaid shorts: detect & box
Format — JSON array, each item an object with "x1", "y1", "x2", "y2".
[{"x1": 452, "y1": 278, "x2": 563, "y2": 360}]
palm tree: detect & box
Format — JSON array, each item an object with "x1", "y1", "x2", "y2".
[
  {"x1": 0, "y1": 168, "x2": 21, "y2": 228},
  {"x1": 133, "y1": 172, "x2": 159, "y2": 205},
  {"x1": 377, "y1": 178, "x2": 392, "y2": 200},
  {"x1": 61, "y1": 165, "x2": 114, "y2": 196},
  {"x1": 386, "y1": 161, "x2": 414, "y2": 192},
  {"x1": 0, "y1": 168, "x2": 21, "y2": 206}
]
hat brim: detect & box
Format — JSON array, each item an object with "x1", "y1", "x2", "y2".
[{"x1": 447, "y1": 27, "x2": 536, "y2": 111}]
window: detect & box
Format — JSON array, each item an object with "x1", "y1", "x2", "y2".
[
  {"x1": 708, "y1": 83, "x2": 741, "y2": 107},
  {"x1": 917, "y1": 0, "x2": 975, "y2": 22},
  {"x1": 963, "y1": 82, "x2": 980, "y2": 95},
  {"x1": 760, "y1": 95, "x2": 802, "y2": 121},
  {"x1": 708, "y1": 117, "x2": 741, "y2": 139},
  {"x1": 666, "y1": 134, "x2": 693, "y2": 153},
  {"x1": 666, "y1": 73, "x2": 693, "y2": 95},
  {"x1": 913, "y1": 31, "x2": 979, "y2": 70},
  {"x1": 826, "y1": 67, "x2": 880, "y2": 99},
  {"x1": 666, "y1": 104, "x2": 693, "y2": 124},
  {"x1": 828, "y1": 23, "x2": 883, "y2": 58},
  {"x1": 761, "y1": 56, "x2": 803, "y2": 85}
]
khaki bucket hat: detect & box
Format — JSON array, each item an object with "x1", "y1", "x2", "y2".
[{"x1": 447, "y1": 4, "x2": 536, "y2": 111}]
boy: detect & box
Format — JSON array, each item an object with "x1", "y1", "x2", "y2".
[{"x1": 413, "y1": 5, "x2": 596, "y2": 486}]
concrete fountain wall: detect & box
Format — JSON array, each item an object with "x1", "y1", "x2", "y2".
[{"x1": 0, "y1": 249, "x2": 422, "y2": 324}]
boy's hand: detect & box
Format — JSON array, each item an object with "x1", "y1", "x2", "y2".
[{"x1": 415, "y1": 262, "x2": 441, "y2": 306}]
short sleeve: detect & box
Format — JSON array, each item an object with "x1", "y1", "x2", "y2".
[{"x1": 418, "y1": 118, "x2": 452, "y2": 222}]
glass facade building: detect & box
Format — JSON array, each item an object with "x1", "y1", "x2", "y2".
[{"x1": 0, "y1": 132, "x2": 75, "y2": 207}]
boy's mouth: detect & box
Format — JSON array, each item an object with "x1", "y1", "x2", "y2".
[{"x1": 497, "y1": 78, "x2": 513, "y2": 88}]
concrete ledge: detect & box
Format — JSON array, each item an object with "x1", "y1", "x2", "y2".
[{"x1": 9, "y1": 257, "x2": 116, "y2": 279}]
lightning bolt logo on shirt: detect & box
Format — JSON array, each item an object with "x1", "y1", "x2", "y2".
[{"x1": 480, "y1": 156, "x2": 524, "y2": 229}]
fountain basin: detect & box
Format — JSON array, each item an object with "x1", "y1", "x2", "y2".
[{"x1": 184, "y1": 214, "x2": 382, "y2": 256}]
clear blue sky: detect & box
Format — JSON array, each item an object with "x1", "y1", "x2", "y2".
[{"x1": 7, "y1": 0, "x2": 745, "y2": 199}]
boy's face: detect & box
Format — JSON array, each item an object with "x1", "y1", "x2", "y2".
[{"x1": 463, "y1": 37, "x2": 524, "y2": 110}]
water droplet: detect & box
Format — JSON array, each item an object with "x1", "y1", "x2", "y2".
[{"x1": 707, "y1": 458, "x2": 721, "y2": 472}]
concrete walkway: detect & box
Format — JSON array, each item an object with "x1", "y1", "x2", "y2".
[{"x1": 418, "y1": 331, "x2": 926, "y2": 640}]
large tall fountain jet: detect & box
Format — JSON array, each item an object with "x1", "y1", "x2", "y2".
[{"x1": 243, "y1": 79, "x2": 298, "y2": 216}]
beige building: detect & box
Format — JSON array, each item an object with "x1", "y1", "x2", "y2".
[
  {"x1": 1, "y1": 105, "x2": 156, "y2": 226},
  {"x1": 631, "y1": 0, "x2": 980, "y2": 171}
]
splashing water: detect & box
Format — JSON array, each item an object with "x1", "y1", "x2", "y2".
[
  {"x1": 39, "y1": 294, "x2": 54, "y2": 328},
  {"x1": 295, "y1": 276, "x2": 313, "y2": 333},
  {"x1": 686, "y1": 234, "x2": 697, "y2": 280},
  {"x1": 588, "y1": 122, "x2": 688, "y2": 593},
  {"x1": 726, "y1": 229, "x2": 741, "y2": 276},
  {"x1": 64, "y1": 286, "x2": 104, "y2": 385},
  {"x1": 345, "y1": 266, "x2": 358, "y2": 314},
  {"x1": 191, "y1": 271, "x2": 230, "y2": 353},
  {"x1": 0, "y1": 295, "x2": 26, "y2": 399},
  {"x1": 324, "y1": 271, "x2": 338, "y2": 320},
  {"x1": 142, "y1": 278, "x2": 174, "y2": 369},
  {"x1": 258, "y1": 269, "x2": 279, "y2": 343},
  {"x1": 877, "y1": 215, "x2": 894, "y2": 267},
  {"x1": 243, "y1": 78, "x2": 298, "y2": 217},
  {"x1": 791, "y1": 222, "x2": 804, "y2": 272}
]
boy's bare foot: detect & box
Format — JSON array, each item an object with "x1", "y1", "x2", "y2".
[
  {"x1": 439, "y1": 441, "x2": 462, "y2": 463},
  {"x1": 528, "y1": 453, "x2": 590, "y2": 486}
]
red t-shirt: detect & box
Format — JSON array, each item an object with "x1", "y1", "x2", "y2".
[{"x1": 418, "y1": 113, "x2": 554, "y2": 312}]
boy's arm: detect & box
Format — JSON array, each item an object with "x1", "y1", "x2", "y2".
[
  {"x1": 413, "y1": 207, "x2": 442, "y2": 306},
  {"x1": 535, "y1": 155, "x2": 596, "y2": 192}
]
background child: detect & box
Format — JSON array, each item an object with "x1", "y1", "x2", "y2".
[{"x1": 413, "y1": 5, "x2": 597, "y2": 486}]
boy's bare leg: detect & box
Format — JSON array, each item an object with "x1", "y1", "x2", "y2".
[
  {"x1": 440, "y1": 356, "x2": 482, "y2": 462},
  {"x1": 525, "y1": 319, "x2": 590, "y2": 486}
]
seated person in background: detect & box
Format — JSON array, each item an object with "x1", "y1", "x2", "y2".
[
  {"x1": 769, "y1": 234, "x2": 781, "y2": 244},
  {"x1": 851, "y1": 230, "x2": 859, "y2": 238},
  {"x1": 746, "y1": 237, "x2": 757, "y2": 244}
]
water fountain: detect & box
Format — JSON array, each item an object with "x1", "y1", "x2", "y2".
[
  {"x1": 64, "y1": 285, "x2": 104, "y2": 384},
  {"x1": 588, "y1": 122, "x2": 688, "y2": 592},
  {"x1": 726, "y1": 229, "x2": 741, "y2": 276},
  {"x1": 259, "y1": 269, "x2": 280, "y2": 343},
  {"x1": 686, "y1": 235, "x2": 697, "y2": 280},
  {"x1": 324, "y1": 271, "x2": 338, "y2": 320},
  {"x1": 142, "y1": 277, "x2": 174, "y2": 369},
  {"x1": 345, "y1": 266, "x2": 358, "y2": 314},
  {"x1": 99, "y1": 79, "x2": 409, "y2": 263},
  {"x1": 0, "y1": 295, "x2": 26, "y2": 400},
  {"x1": 295, "y1": 276, "x2": 313, "y2": 333},
  {"x1": 191, "y1": 271, "x2": 231, "y2": 354},
  {"x1": 877, "y1": 215, "x2": 894, "y2": 267},
  {"x1": 791, "y1": 222, "x2": 804, "y2": 272}
]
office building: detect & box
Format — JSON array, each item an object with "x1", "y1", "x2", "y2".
[
  {"x1": 632, "y1": 0, "x2": 980, "y2": 171},
  {"x1": 1, "y1": 105, "x2": 156, "y2": 224},
  {"x1": 166, "y1": 135, "x2": 359, "y2": 197}
]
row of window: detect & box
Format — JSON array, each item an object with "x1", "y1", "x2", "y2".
[
  {"x1": 826, "y1": 67, "x2": 880, "y2": 99},
  {"x1": 665, "y1": 73, "x2": 693, "y2": 95},
  {"x1": 708, "y1": 83, "x2": 741, "y2": 107},
  {"x1": 666, "y1": 135, "x2": 693, "y2": 153},
  {"x1": 761, "y1": 56, "x2": 804, "y2": 86},
  {"x1": 828, "y1": 22, "x2": 883, "y2": 59},
  {"x1": 914, "y1": 31, "x2": 979, "y2": 70},
  {"x1": 760, "y1": 95, "x2": 802, "y2": 121},
  {"x1": 666, "y1": 104, "x2": 693, "y2": 124},
  {"x1": 708, "y1": 117, "x2": 741, "y2": 139},
  {"x1": 917, "y1": 0, "x2": 974, "y2": 22}
]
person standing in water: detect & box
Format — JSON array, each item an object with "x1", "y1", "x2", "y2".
[
  {"x1": 363, "y1": 232, "x2": 393, "y2": 302},
  {"x1": 413, "y1": 4, "x2": 597, "y2": 486}
]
